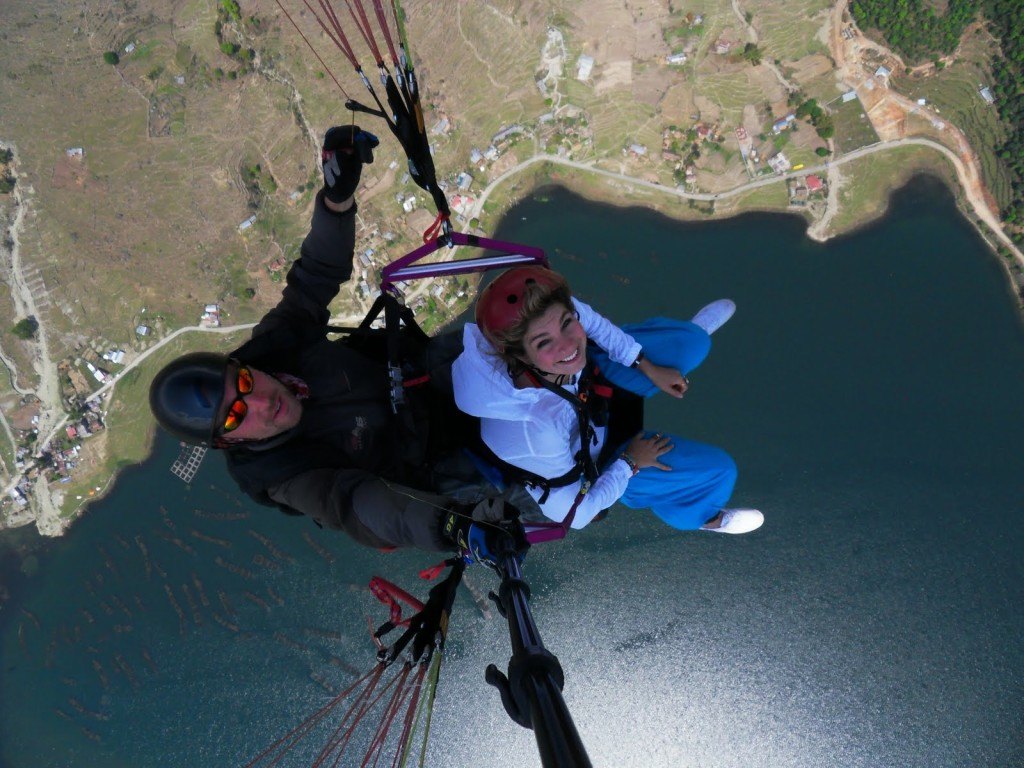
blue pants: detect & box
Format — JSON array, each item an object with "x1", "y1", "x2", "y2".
[{"x1": 590, "y1": 318, "x2": 737, "y2": 530}]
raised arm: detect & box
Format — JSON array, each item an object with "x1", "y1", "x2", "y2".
[
  {"x1": 251, "y1": 126, "x2": 379, "y2": 338},
  {"x1": 572, "y1": 296, "x2": 641, "y2": 365}
]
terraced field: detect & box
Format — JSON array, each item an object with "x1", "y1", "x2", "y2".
[
  {"x1": 747, "y1": 0, "x2": 831, "y2": 62},
  {"x1": 895, "y1": 46, "x2": 1013, "y2": 211},
  {"x1": 693, "y1": 67, "x2": 781, "y2": 124},
  {"x1": 4, "y1": 0, "x2": 1018, "y2": 523},
  {"x1": 405, "y1": 1, "x2": 547, "y2": 140}
]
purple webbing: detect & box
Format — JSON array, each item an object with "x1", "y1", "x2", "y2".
[
  {"x1": 380, "y1": 232, "x2": 548, "y2": 289},
  {"x1": 525, "y1": 524, "x2": 568, "y2": 544}
]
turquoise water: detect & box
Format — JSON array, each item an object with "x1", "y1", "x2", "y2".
[{"x1": 1, "y1": 175, "x2": 1022, "y2": 767}]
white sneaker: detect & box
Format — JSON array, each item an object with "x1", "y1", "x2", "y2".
[
  {"x1": 690, "y1": 299, "x2": 736, "y2": 335},
  {"x1": 705, "y1": 508, "x2": 763, "y2": 534}
]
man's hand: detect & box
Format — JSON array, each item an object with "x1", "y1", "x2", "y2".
[
  {"x1": 321, "y1": 125, "x2": 380, "y2": 205},
  {"x1": 442, "y1": 498, "x2": 530, "y2": 569}
]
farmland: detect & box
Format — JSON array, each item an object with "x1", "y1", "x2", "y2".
[{"x1": 0, "y1": 0, "x2": 1018, "y2": 530}]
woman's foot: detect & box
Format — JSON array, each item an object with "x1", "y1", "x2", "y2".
[
  {"x1": 701, "y1": 508, "x2": 763, "y2": 534},
  {"x1": 690, "y1": 299, "x2": 736, "y2": 335}
]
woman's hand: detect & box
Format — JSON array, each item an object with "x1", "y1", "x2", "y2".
[
  {"x1": 637, "y1": 358, "x2": 688, "y2": 399},
  {"x1": 623, "y1": 432, "x2": 673, "y2": 471}
]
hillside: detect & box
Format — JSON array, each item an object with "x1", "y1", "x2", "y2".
[{"x1": 0, "y1": 0, "x2": 1020, "y2": 532}]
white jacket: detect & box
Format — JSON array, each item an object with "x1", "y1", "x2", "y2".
[{"x1": 452, "y1": 297, "x2": 642, "y2": 528}]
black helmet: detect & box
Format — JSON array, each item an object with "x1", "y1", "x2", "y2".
[{"x1": 149, "y1": 352, "x2": 230, "y2": 446}]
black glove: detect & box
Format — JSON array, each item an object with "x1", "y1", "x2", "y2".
[
  {"x1": 321, "y1": 125, "x2": 379, "y2": 204},
  {"x1": 441, "y1": 498, "x2": 530, "y2": 568}
]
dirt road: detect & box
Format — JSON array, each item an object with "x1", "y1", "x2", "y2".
[
  {"x1": 0, "y1": 144, "x2": 70, "y2": 532},
  {"x1": 828, "y1": 0, "x2": 1022, "y2": 262}
]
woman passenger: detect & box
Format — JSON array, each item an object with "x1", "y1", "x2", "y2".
[{"x1": 451, "y1": 266, "x2": 762, "y2": 534}]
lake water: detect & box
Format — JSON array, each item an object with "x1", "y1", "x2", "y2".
[{"x1": 1, "y1": 175, "x2": 1022, "y2": 767}]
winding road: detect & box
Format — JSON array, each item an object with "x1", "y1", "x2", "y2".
[{"x1": 4, "y1": 0, "x2": 1021, "y2": 534}]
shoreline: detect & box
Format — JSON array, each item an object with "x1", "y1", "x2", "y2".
[
  {"x1": 4, "y1": 158, "x2": 1021, "y2": 540},
  {"x1": 478, "y1": 151, "x2": 1023, "y2": 309}
]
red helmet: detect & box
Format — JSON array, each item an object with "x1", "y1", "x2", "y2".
[{"x1": 475, "y1": 266, "x2": 563, "y2": 348}]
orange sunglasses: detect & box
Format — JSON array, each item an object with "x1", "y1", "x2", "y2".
[{"x1": 222, "y1": 365, "x2": 255, "y2": 433}]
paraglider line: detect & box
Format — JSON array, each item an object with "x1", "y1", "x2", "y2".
[{"x1": 275, "y1": 0, "x2": 352, "y2": 98}]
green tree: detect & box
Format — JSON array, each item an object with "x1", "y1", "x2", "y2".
[
  {"x1": 220, "y1": 41, "x2": 240, "y2": 56},
  {"x1": 795, "y1": 98, "x2": 817, "y2": 119},
  {"x1": 12, "y1": 317, "x2": 38, "y2": 340},
  {"x1": 103, "y1": 51, "x2": 119, "y2": 65},
  {"x1": 741, "y1": 43, "x2": 763, "y2": 66},
  {"x1": 220, "y1": 0, "x2": 241, "y2": 20},
  {"x1": 815, "y1": 146, "x2": 830, "y2": 157}
]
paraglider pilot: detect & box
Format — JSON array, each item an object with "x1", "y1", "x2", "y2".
[{"x1": 149, "y1": 126, "x2": 523, "y2": 563}]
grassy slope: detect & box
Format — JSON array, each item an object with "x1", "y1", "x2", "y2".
[
  {"x1": 828, "y1": 144, "x2": 957, "y2": 234},
  {"x1": 892, "y1": 30, "x2": 1014, "y2": 211},
  {"x1": 0, "y1": 0, "x2": 1013, "y2": 518}
]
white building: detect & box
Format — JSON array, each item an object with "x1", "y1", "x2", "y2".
[
  {"x1": 200, "y1": 304, "x2": 220, "y2": 328},
  {"x1": 576, "y1": 55, "x2": 594, "y2": 81},
  {"x1": 85, "y1": 362, "x2": 107, "y2": 383},
  {"x1": 768, "y1": 152, "x2": 792, "y2": 174}
]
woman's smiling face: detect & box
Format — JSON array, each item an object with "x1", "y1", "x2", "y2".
[{"x1": 520, "y1": 303, "x2": 588, "y2": 376}]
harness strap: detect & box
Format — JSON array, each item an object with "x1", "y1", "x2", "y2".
[
  {"x1": 524, "y1": 483, "x2": 588, "y2": 544},
  {"x1": 523, "y1": 354, "x2": 611, "y2": 487},
  {"x1": 469, "y1": 438, "x2": 581, "y2": 504},
  {"x1": 422, "y1": 212, "x2": 449, "y2": 243}
]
